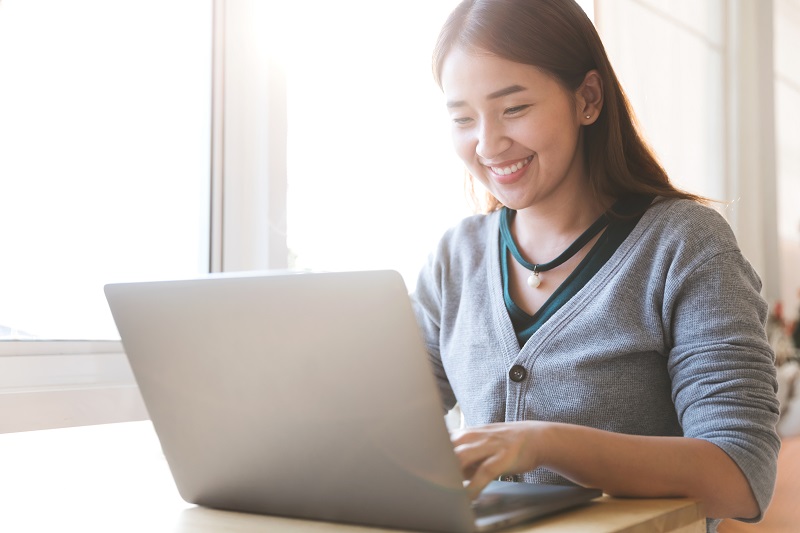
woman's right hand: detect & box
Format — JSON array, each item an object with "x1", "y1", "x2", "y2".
[{"x1": 450, "y1": 420, "x2": 550, "y2": 498}]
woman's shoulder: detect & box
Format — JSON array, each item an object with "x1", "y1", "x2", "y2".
[
  {"x1": 642, "y1": 197, "x2": 739, "y2": 253},
  {"x1": 423, "y1": 211, "x2": 501, "y2": 278},
  {"x1": 648, "y1": 196, "x2": 730, "y2": 225},
  {"x1": 436, "y1": 210, "x2": 500, "y2": 249}
]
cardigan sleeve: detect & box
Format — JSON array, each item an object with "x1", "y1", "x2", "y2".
[
  {"x1": 411, "y1": 245, "x2": 458, "y2": 412},
  {"x1": 664, "y1": 237, "x2": 781, "y2": 521}
]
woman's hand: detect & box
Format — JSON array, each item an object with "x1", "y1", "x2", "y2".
[
  {"x1": 450, "y1": 420, "x2": 759, "y2": 519},
  {"x1": 451, "y1": 421, "x2": 550, "y2": 498}
]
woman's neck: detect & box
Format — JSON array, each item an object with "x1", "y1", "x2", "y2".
[{"x1": 511, "y1": 194, "x2": 610, "y2": 265}]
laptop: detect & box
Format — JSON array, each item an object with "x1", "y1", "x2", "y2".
[{"x1": 104, "y1": 270, "x2": 601, "y2": 532}]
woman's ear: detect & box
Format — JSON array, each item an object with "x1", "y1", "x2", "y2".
[{"x1": 576, "y1": 70, "x2": 603, "y2": 125}]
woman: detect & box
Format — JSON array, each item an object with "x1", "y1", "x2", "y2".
[{"x1": 411, "y1": 0, "x2": 780, "y2": 529}]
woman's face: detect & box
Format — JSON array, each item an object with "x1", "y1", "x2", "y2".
[{"x1": 440, "y1": 46, "x2": 590, "y2": 212}]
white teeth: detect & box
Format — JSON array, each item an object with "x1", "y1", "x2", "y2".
[{"x1": 490, "y1": 156, "x2": 532, "y2": 175}]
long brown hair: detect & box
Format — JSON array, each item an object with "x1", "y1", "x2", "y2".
[{"x1": 432, "y1": 0, "x2": 706, "y2": 213}]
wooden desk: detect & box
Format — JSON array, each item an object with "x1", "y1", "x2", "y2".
[{"x1": 0, "y1": 422, "x2": 705, "y2": 533}]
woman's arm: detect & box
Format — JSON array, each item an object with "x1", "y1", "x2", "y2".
[{"x1": 452, "y1": 420, "x2": 759, "y2": 520}]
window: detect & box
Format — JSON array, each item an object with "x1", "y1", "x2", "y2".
[
  {"x1": 0, "y1": 0, "x2": 212, "y2": 341},
  {"x1": 278, "y1": 1, "x2": 470, "y2": 290}
]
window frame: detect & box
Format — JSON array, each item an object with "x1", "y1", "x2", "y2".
[{"x1": 0, "y1": 0, "x2": 289, "y2": 431}]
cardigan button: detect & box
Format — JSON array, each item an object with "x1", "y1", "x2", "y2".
[{"x1": 509, "y1": 365, "x2": 527, "y2": 382}]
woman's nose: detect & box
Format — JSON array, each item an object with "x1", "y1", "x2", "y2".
[{"x1": 476, "y1": 119, "x2": 510, "y2": 160}]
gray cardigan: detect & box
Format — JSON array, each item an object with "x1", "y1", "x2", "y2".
[{"x1": 411, "y1": 197, "x2": 780, "y2": 525}]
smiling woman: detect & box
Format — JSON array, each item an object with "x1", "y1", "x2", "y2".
[{"x1": 411, "y1": 1, "x2": 781, "y2": 530}]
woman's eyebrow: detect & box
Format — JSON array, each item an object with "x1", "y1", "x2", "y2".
[
  {"x1": 487, "y1": 84, "x2": 527, "y2": 99},
  {"x1": 446, "y1": 84, "x2": 528, "y2": 109}
]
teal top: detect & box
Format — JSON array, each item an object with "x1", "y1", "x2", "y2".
[{"x1": 500, "y1": 197, "x2": 652, "y2": 346}]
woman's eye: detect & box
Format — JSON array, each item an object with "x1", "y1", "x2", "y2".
[
  {"x1": 452, "y1": 117, "x2": 473, "y2": 125},
  {"x1": 505, "y1": 105, "x2": 530, "y2": 115}
]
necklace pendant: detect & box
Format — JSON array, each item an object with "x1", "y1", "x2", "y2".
[{"x1": 527, "y1": 272, "x2": 541, "y2": 289}]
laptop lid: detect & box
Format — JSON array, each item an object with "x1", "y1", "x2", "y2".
[{"x1": 105, "y1": 270, "x2": 599, "y2": 532}]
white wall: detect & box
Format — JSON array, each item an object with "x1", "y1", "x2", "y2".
[
  {"x1": 775, "y1": 0, "x2": 800, "y2": 322},
  {"x1": 597, "y1": 0, "x2": 797, "y2": 317}
]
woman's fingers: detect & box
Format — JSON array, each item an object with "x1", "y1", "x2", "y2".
[
  {"x1": 463, "y1": 453, "x2": 512, "y2": 498},
  {"x1": 452, "y1": 429, "x2": 519, "y2": 496},
  {"x1": 453, "y1": 434, "x2": 493, "y2": 469},
  {"x1": 451, "y1": 422, "x2": 545, "y2": 497}
]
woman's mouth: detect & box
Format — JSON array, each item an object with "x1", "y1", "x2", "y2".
[{"x1": 486, "y1": 155, "x2": 534, "y2": 182}]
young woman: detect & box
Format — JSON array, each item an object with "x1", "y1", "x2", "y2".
[{"x1": 410, "y1": 0, "x2": 780, "y2": 530}]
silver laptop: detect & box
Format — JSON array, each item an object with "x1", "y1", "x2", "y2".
[{"x1": 104, "y1": 270, "x2": 600, "y2": 532}]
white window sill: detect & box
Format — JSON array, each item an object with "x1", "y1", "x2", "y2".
[{"x1": 0, "y1": 341, "x2": 148, "y2": 433}]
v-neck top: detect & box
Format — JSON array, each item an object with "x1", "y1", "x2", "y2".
[
  {"x1": 410, "y1": 197, "x2": 780, "y2": 522},
  {"x1": 499, "y1": 197, "x2": 651, "y2": 346}
]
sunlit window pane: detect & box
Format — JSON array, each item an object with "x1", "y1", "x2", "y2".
[
  {"x1": 274, "y1": 1, "x2": 467, "y2": 290},
  {"x1": 0, "y1": 0, "x2": 212, "y2": 340}
]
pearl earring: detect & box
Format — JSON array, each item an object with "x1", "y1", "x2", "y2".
[{"x1": 585, "y1": 115, "x2": 591, "y2": 119}]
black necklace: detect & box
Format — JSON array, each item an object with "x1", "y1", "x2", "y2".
[{"x1": 500, "y1": 207, "x2": 610, "y2": 289}]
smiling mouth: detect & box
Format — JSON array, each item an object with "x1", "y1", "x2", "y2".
[{"x1": 488, "y1": 156, "x2": 534, "y2": 176}]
